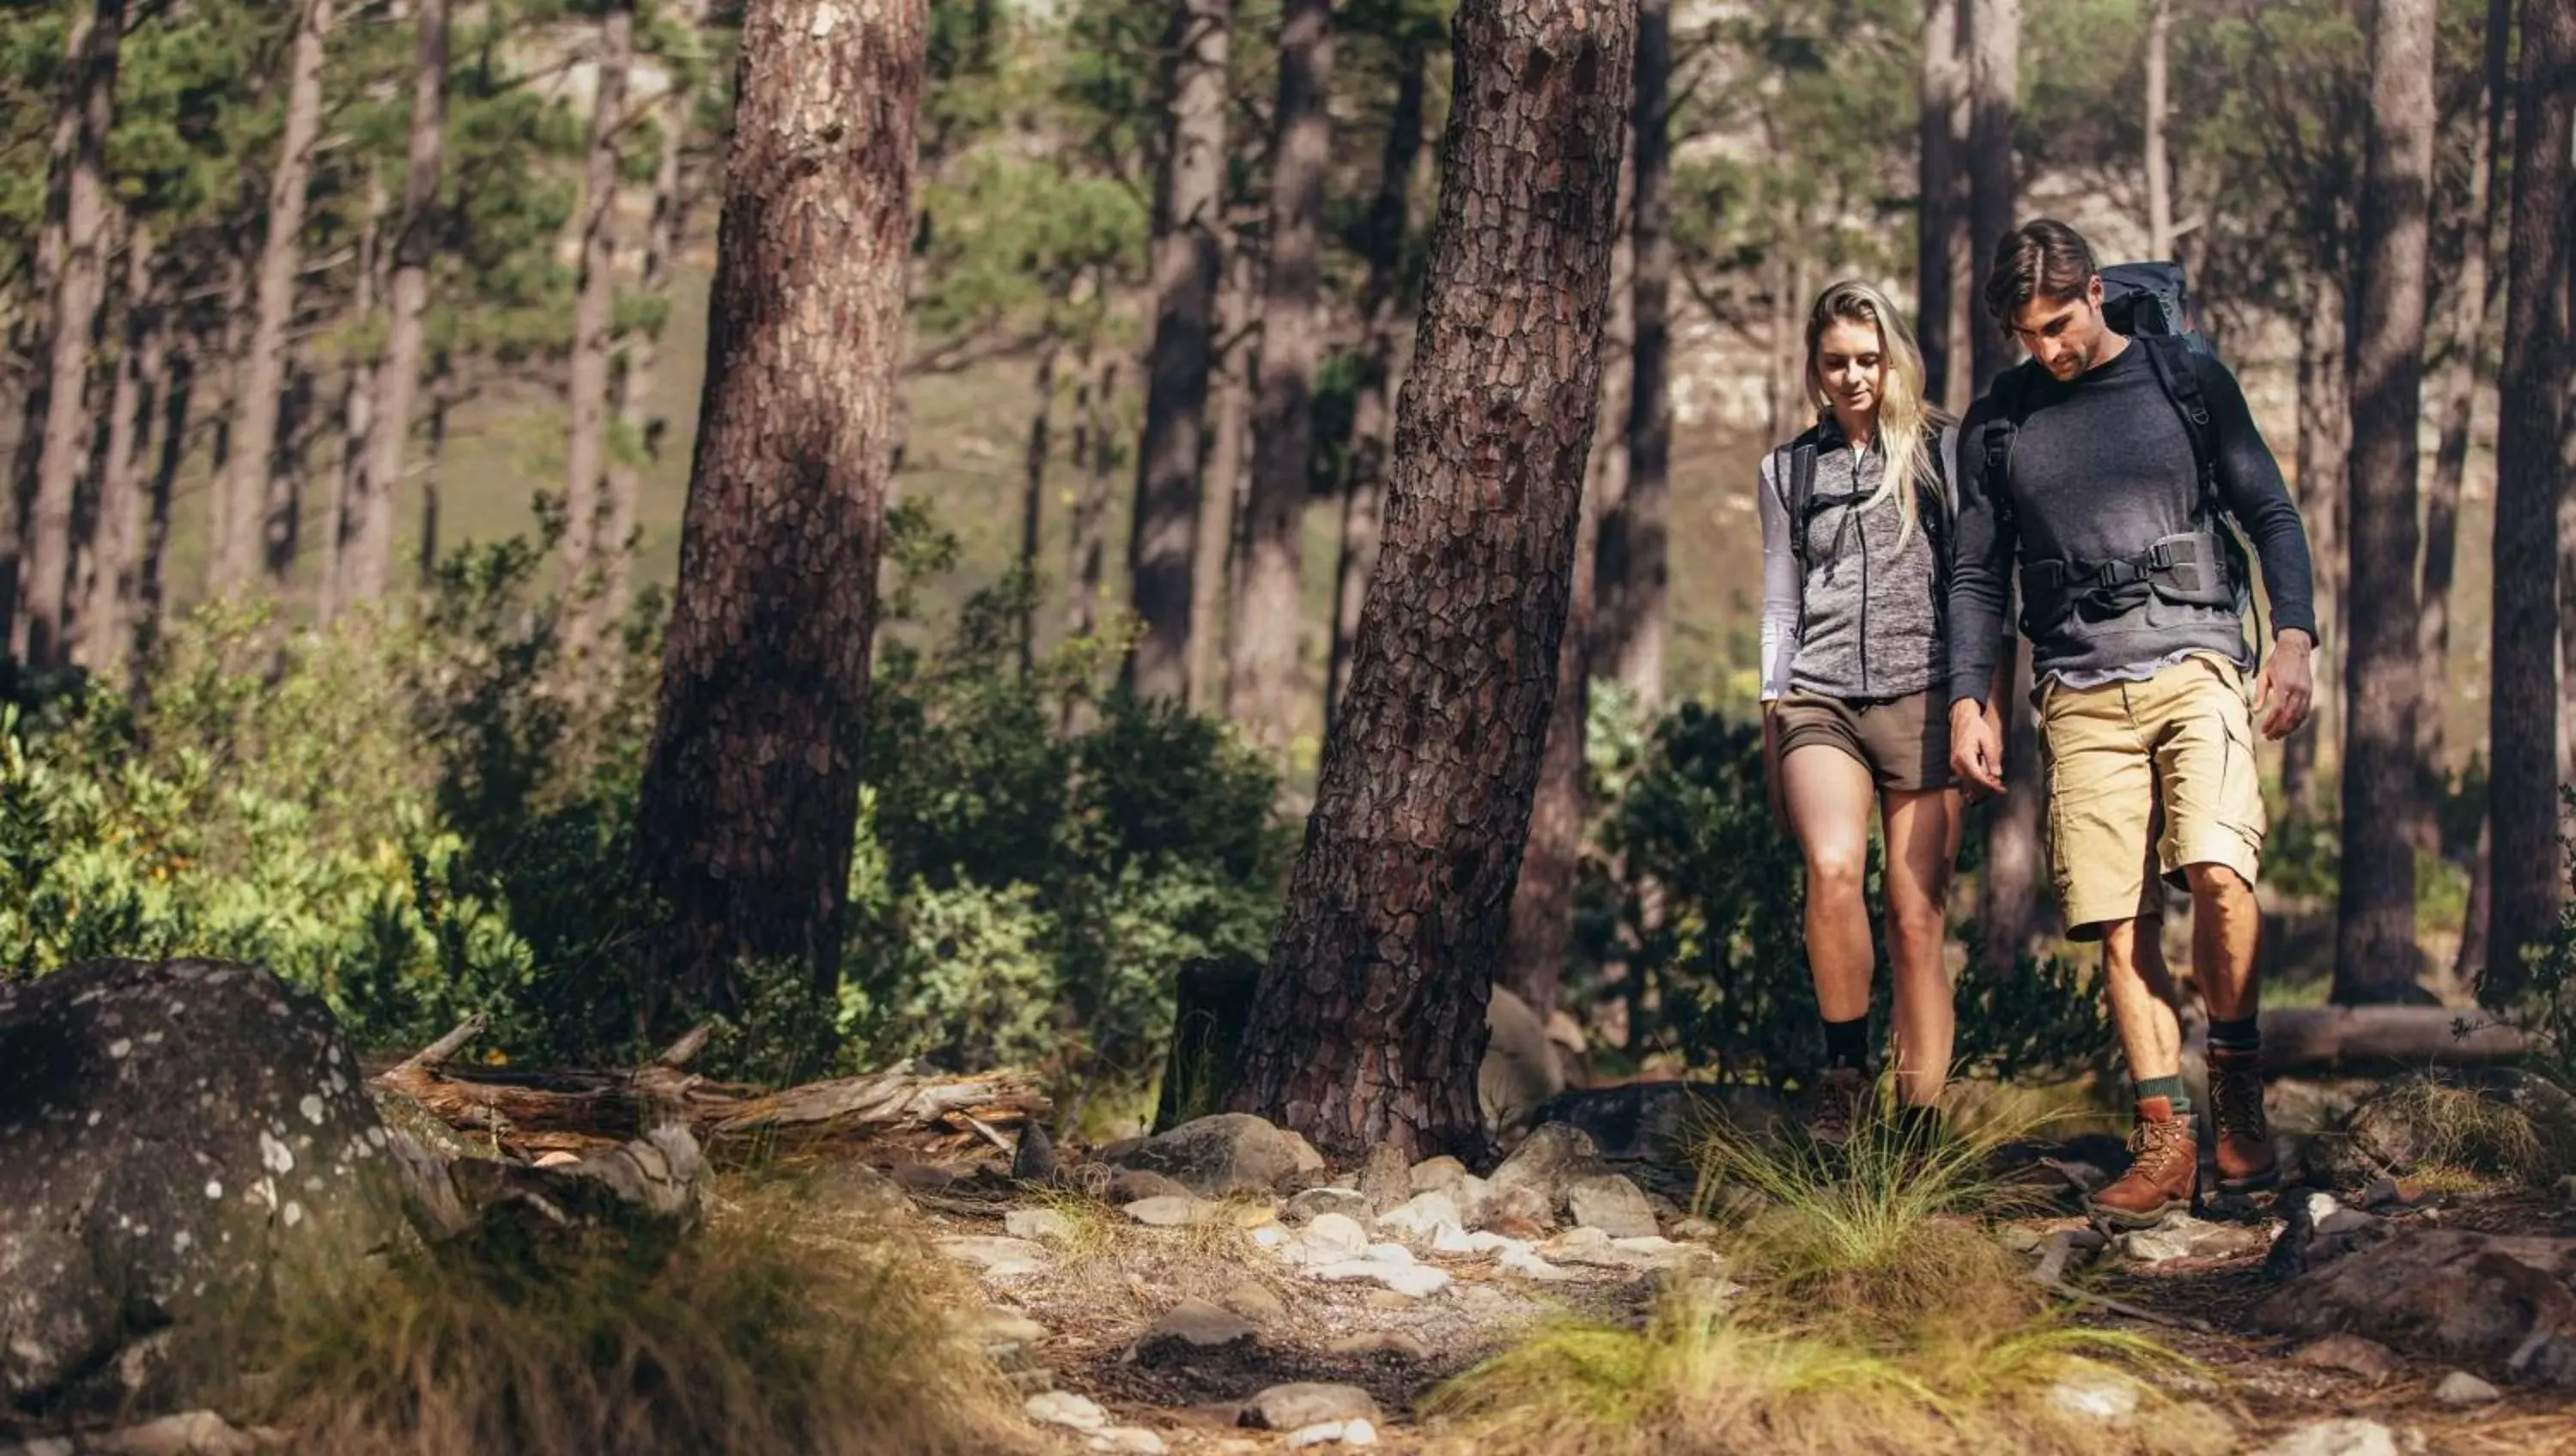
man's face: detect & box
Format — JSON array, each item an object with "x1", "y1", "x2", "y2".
[{"x1": 2009, "y1": 278, "x2": 2111, "y2": 381}]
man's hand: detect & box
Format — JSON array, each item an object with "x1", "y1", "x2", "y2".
[
  {"x1": 1951, "y1": 698, "x2": 2007, "y2": 797},
  {"x1": 2255, "y1": 628, "x2": 2316, "y2": 739}
]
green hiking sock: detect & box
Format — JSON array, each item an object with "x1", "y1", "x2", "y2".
[{"x1": 2133, "y1": 1074, "x2": 2193, "y2": 1115}]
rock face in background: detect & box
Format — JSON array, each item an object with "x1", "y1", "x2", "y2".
[{"x1": 0, "y1": 960, "x2": 409, "y2": 1412}]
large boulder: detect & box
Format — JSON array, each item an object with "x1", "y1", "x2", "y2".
[
  {"x1": 1478, "y1": 987, "x2": 1564, "y2": 1131},
  {"x1": 0, "y1": 960, "x2": 410, "y2": 1411},
  {"x1": 1113, "y1": 1113, "x2": 1316, "y2": 1198},
  {"x1": 2255, "y1": 1226, "x2": 2576, "y2": 1385}
]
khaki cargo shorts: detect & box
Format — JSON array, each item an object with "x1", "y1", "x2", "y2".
[{"x1": 2037, "y1": 652, "x2": 2265, "y2": 938}]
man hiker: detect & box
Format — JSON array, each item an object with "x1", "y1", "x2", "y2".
[{"x1": 1947, "y1": 219, "x2": 2318, "y2": 1228}]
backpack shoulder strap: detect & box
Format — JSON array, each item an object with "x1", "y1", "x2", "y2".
[
  {"x1": 1785, "y1": 434, "x2": 1820, "y2": 575},
  {"x1": 2139, "y1": 334, "x2": 2220, "y2": 513},
  {"x1": 1978, "y1": 364, "x2": 2035, "y2": 520}
]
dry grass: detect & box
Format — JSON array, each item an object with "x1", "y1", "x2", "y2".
[
  {"x1": 241, "y1": 1183, "x2": 1033, "y2": 1456},
  {"x1": 2364, "y1": 1074, "x2": 2576, "y2": 1188}
]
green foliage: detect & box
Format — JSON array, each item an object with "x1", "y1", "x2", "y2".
[{"x1": 1576, "y1": 697, "x2": 2105, "y2": 1090}]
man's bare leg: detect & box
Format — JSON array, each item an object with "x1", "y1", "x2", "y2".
[
  {"x1": 2189, "y1": 862, "x2": 2276, "y2": 1190},
  {"x1": 2101, "y1": 914, "x2": 2184, "y2": 1083}
]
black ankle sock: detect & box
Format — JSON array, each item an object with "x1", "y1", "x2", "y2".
[
  {"x1": 1822, "y1": 1016, "x2": 1870, "y2": 1071},
  {"x1": 2208, "y1": 1014, "x2": 2261, "y2": 1053}
]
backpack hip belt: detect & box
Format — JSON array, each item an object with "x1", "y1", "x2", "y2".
[{"x1": 2023, "y1": 527, "x2": 2236, "y2": 629}]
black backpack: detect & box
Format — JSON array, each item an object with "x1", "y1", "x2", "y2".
[
  {"x1": 1776, "y1": 422, "x2": 1952, "y2": 585},
  {"x1": 1981, "y1": 259, "x2": 2256, "y2": 637}
]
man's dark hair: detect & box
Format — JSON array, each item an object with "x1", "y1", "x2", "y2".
[{"x1": 1984, "y1": 219, "x2": 2098, "y2": 322}]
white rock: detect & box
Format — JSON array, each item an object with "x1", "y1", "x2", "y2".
[
  {"x1": 2257, "y1": 1419, "x2": 2406, "y2": 1456},
  {"x1": 1300, "y1": 1211, "x2": 1370, "y2": 1260},
  {"x1": 2433, "y1": 1370, "x2": 2501, "y2": 1406},
  {"x1": 1498, "y1": 1245, "x2": 1580, "y2": 1282},
  {"x1": 1565, "y1": 1173, "x2": 1659, "y2": 1238},
  {"x1": 1124, "y1": 1195, "x2": 1212, "y2": 1227},
  {"x1": 1090, "y1": 1428, "x2": 1169, "y2": 1453},
  {"x1": 937, "y1": 1235, "x2": 1049, "y2": 1278},
  {"x1": 1364, "y1": 1241, "x2": 1417, "y2": 1267},
  {"x1": 1540, "y1": 1227, "x2": 1625, "y2": 1267},
  {"x1": 1251, "y1": 1223, "x2": 1293, "y2": 1250},
  {"x1": 1309, "y1": 1259, "x2": 1450, "y2": 1297},
  {"x1": 2046, "y1": 1374, "x2": 2141, "y2": 1420},
  {"x1": 1286, "y1": 1186, "x2": 1373, "y2": 1223},
  {"x1": 1431, "y1": 1222, "x2": 1482, "y2": 1256},
  {"x1": 1286, "y1": 1419, "x2": 1380, "y2": 1448},
  {"x1": 1006, "y1": 1208, "x2": 1077, "y2": 1243},
  {"x1": 1025, "y1": 1390, "x2": 1111, "y2": 1432},
  {"x1": 1375, "y1": 1190, "x2": 1461, "y2": 1241}
]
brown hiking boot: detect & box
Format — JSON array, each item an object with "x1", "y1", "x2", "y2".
[
  {"x1": 1804, "y1": 1066, "x2": 1869, "y2": 1149},
  {"x1": 2089, "y1": 1098, "x2": 2196, "y2": 1229},
  {"x1": 2207, "y1": 1046, "x2": 2278, "y2": 1193}
]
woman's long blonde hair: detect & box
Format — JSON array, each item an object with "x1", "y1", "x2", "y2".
[{"x1": 1802, "y1": 278, "x2": 1953, "y2": 553}]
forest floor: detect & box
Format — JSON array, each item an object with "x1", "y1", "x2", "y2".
[{"x1": 911, "y1": 1126, "x2": 2576, "y2": 1456}]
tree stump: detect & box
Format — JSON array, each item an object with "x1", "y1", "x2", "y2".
[{"x1": 1155, "y1": 955, "x2": 1262, "y2": 1134}]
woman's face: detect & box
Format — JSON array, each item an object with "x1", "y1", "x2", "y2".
[{"x1": 1815, "y1": 316, "x2": 1886, "y2": 422}]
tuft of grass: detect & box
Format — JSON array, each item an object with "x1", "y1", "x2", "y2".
[
  {"x1": 1693, "y1": 1089, "x2": 2053, "y2": 1339},
  {"x1": 1424, "y1": 1284, "x2": 2215, "y2": 1456},
  {"x1": 242, "y1": 1184, "x2": 1031, "y2": 1456},
  {"x1": 2357, "y1": 1073, "x2": 2576, "y2": 1188}
]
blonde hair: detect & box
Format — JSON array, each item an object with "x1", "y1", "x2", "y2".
[{"x1": 1802, "y1": 278, "x2": 1953, "y2": 553}]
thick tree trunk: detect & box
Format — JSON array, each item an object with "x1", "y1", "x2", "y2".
[
  {"x1": 1188, "y1": 245, "x2": 1254, "y2": 708},
  {"x1": 1610, "y1": 0, "x2": 1672, "y2": 714},
  {"x1": 133, "y1": 349, "x2": 186, "y2": 689},
  {"x1": 345, "y1": 0, "x2": 451, "y2": 616},
  {"x1": 1065, "y1": 353, "x2": 1119, "y2": 642},
  {"x1": 1123, "y1": 0, "x2": 1232, "y2": 701},
  {"x1": 76, "y1": 222, "x2": 155, "y2": 677},
  {"x1": 1018, "y1": 338, "x2": 1058, "y2": 671},
  {"x1": 2144, "y1": 0, "x2": 2172, "y2": 259},
  {"x1": 1502, "y1": 460, "x2": 1599, "y2": 1019},
  {"x1": 1226, "y1": 0, "x2": 1633, "y2": 1162},
  {"x1": 15, "y1": 0, "x2": 122, "y2": 670},
  {"x1": 2331, "y1": 0, "x2": 2437, "y2": 1003},
  {"x1": 629, "y1": 0, "x2": 926, "y2": 1023},
  {"x1": 417, "y1": 351, "x2": 453, "y2": 587},
  {"x1": 1917, "y1": 0, "x2": 1967, "y2": 410},
  {"x1": 2417, "y1": 0, "x2": 2509, "y2": 852},
  {"x1": 1964, "y1": 0, "x2": 2018, "y2": 388},
  {"x1": 324, "y1": 178, "x2": 386, "y2": 624},
  {"x1": 1326, "y1": 35, "x2": 1426, "y2": 729},
  {"x1": 2483, "y1": 0, "x2": 2572, "y2": 1000},
  {"x1": 563, "y1": 0, "x2": 636, "y2": 604},
  {"x1": 2282, "y1": 276, "x2": 2350, "y2": 815},
  {"x1": 603, "y1": 0, "x2": 696, "y2": 633},
  {"x1": 264, "y1": 362, "x2": 318, "y2": 582},
  {"x1": 1227, "y1": 0, "x2": 1334, "y2": 755},
  {"x1": 217, "y1": 0, "x2": 330, "y2": 596}
]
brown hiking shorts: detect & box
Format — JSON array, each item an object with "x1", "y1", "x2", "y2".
[{"x1": 1772, "y1": 689, "x2": 1953, "y2": 793}]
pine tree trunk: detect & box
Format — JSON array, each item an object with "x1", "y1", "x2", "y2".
[
  {"x1": 2416, "y1": 0, "x2": 2508, "y2": 852},
  {"x1": 1964, "y1": 0, "x2": 2018, "y2": 389},
  {"x1": 264, "y1": 361, "x2": 318, "y2": 582},
  {"x1": 1979, "y1": 637, "x2": 2047, "y2": 968},
  {"x1": 417, "y1": 350, "x2": 453, "y2": 587},
  {"x1": 632, "y1": 0, "x2": 927, "y2": 1022},
  {"x1": 1124, "y1": 0, "x2": 1232, "y2": 702},
  {"x1": 1226, "y1": 0, "x2": 1633, "y2": 1162},
  {"x1": 1326, "y1": 34, "x2": 1425, "y2": 729},
  {"x1": 1065, "y1": 353, "x2": 1119, "y2": 644},
  {"x1": 1188, "y1": 243, "x2": 1251, "y2": 710},
  {"x1": 16, "y1": 0, "x2": 123, "y2": 670},
  {"x1": 2332, "y1": 0, "x2": 2437, "y2": 1004},
  {"x1": 76, "y1": 221, "x2": 155, "y2": 676},
  {"x1": 1609, "y1": 0, "x2": 1672, "y2": 714},
  {"x1": 1228, "y1": 0, "x2": 1334, "y2": 755},
  {"x1": 603, "y1": 0, "x2": 695, "y2": 633},
  {"x1": 1018, "y1": 338, "x2": 1058, "y2": 672},
  {"x1": 2483, "y1": 0, "x2": 2570, "y2": 998},
  {"x1": 3, "y1": 76, "x2": 77, "y2": 637},
  {"x1": 1503, "y1": 457, "x2": 1598, "y2": 1019},
  {"x1": 135, "y1": 349, "x2": 186, "y2": 689},
  {"x1": 2144, "y1": 0, "x2": 2172, "y2": 259},
  {"x1": 1586, "y1": 144, "x2": 1635, "y2": 686},
  {"x1": 2282, "y1": 275, "x2": 2350, "y2": 815},
  {"x1": 563, "y1": 0, "x2": 636, "y2": 603},
  {"x1": 1916, "y1": 0, "x2": 1967, "y2": 410},
  {"x1": 217, "y1": 0, "x2": 330, "y2": 596},
  {"x1": 324, "y1": 178, "x2": 386, "y2": 625},
  {"x1": 349, "y1": 0, "x2": 451, "y2": 616}
]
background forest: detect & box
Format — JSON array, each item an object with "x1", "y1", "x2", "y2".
[{"x1": 0, "y1": 0, "x2": 2568, "y2": 1125}]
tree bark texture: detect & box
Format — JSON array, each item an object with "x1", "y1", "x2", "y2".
[
  {"x1": 2331, "y1": 0, "x2": 2436, "y2": 1003},
  {"x1": 604, "y1": 0, "x2": 697, "y2": 632},
  {"x1": 2144, "y1": 0, "x2": 2172, "y2": 259},
  {"x1": 1018, "y1": 338, "x2": 1058, "y2": 671},
  {"x1": 2417, "y1": 0, "x2": 2509, "y2": 847},
  {"x1": 2282, "y1": 276, "x2": 2350, "y2": 815},
  {"x1": 2484, "y1": 0, "x2": 2571, "y2": 999},
  {"x1": 1503, "y1": 454, "x2": 1598, "y2": 1018},
  {"x1": 76, "y1": 221, "x2": 154, "y2": 676},
  {"x1": 1123, "y1": 0, "x2": 1232, "y2": 701},
  {"x1": 1188, "y1": 243, "x2": 1254, "y2": 708},
  {"x1": 1608, "y1": 0, "x2": 1672, "y2": 713},
  {"x1": 1226, "y1": 0, "x2": 1634, "y2": 1162},
  {"x1": 1917, "y1": 0, "x2": 1968, "y2": 411},
  {"x1": 630, "y1": 0, "x2": 927, "y2": 1022},
  {"x1": 217, "y1": 0, "x2": 330, "y2": 595},
  {"x1": 564, "y1": 0, "x2": 637, "y2": 599},
  {"x1": 1228, "y1": 0, "x2": 1334, "y2": 755},
  {"x1": 1965, "y1": 0, "x2": 2018, "y2": 389},
  {"x1": 1327, "y1": 35, "x2": 1426, "y2": 730},
  {"x1": 3, "y1": 49, "x2": 79, "y2": 640},
  {"x1": 1585, "y1": 143, "x2": 1634, "y2": 684},
  {"x1": 133, "y1": 348, "x2": 186, "y2": 686},
  {"x1": 347, "y1": 0, "x2": 451, "y2": 615},
  {"x1": 1066, "y1": 354, "x2": 1119, "y2": 642},
  {"x1": 324, "y1": 179, "x2": 386, "y2": 625},
  {"x1": 15, "y1": 0, "x2": 122, "y2": 669},
  {"x1": 417, "y1": 351, "x2": 453, "y2": 586}
]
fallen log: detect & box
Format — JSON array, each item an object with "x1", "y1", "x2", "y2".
[
  {"x1": 370, "y1": 1022, "x2": 1051, "y2": 1162},
  {"x1": 2226, "y1": 1006, "x2": 2533, "y2": 1074}
]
